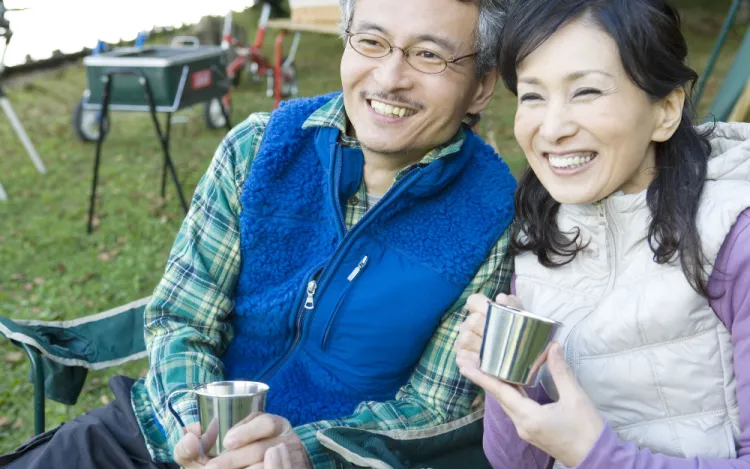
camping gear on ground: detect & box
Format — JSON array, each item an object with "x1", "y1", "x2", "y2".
[
  {"x1": 81, "y1": 38, "x2": 231, "y2": 233},
  {"x1": 221, "y1": 2, "x2": 300, "y2": 109},
  {"x1": 695, "y1": 0, "x2": 750, "y2": 122},
  {"x1": 0, "y1": 0, "x2": 45, "y2": 201}
]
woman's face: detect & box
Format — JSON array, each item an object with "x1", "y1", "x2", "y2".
[{"x1": 513, "y1": 17, "x2": 669, "y2": 204}]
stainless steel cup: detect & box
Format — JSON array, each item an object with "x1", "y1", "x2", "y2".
[
  {"x1": 167, "y1": 381, "x2": 269, "y2": 457},
  {"x1": 479, "y1": 302, "x2": 562, "y2": 386}
]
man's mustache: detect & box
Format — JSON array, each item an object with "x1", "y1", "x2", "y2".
[{"x1": 360, "y1": 91, "x2": 425, "y2": 111}]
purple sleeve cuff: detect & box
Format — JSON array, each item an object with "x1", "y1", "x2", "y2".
[{"x1": 570, "y1": 424, "x2": 619, "y2": 469}]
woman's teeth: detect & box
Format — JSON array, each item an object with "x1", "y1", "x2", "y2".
[
  {"x1": 370, "y1": 100, "x2": 414, "y2": 118},
  {"x1": 548, "y1": 153, "x2": 596, "y2": 169}
]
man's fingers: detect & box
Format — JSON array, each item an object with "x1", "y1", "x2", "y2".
[
  {"x1": 263, "y1": 444, "x2": 292, "y2": 469},
  {"x1": 207, "y1": 436, "x2": 285, "y2": 469},
  {"x1": 185, "y1": 422, "x2": 203, "y2": 438},
  {"x1": 174, "y1": 431, "x2": 202, "y2": 466},
  {"x1": 224, "y1": 413, "x2": 285, "y2": 449}
]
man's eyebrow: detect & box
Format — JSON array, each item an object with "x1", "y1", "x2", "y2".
[
  {"x1": 353, "y1": 21, "x2": 389, "y2": 35},
  {"x1": 350, "y1": 24, "x2": 458, "y2": 54},
  {"x1": 414, "y1": 34, "x2": 458, "y2": 53}
]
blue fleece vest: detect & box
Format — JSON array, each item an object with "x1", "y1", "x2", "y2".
[{"x1": 222, "y1": 93, "x2": 516, "y2": 426}]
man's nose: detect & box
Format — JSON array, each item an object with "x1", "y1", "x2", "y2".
[{"x1": 372, "y1": 48, "x2": 414, "y2": 92}]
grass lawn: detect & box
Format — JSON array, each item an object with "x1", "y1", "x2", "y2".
[{"x1": 0, "y1": 2, "x2": 746, "y2": 453}]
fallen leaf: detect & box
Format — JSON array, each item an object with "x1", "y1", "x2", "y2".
[
  {"x1": 10, "y1": 273, "x2": 24, "y2": 281},
  {"x1": 55, "y1": 263, "x2": 67, "y2": 274},
  {"x1": 22, "y1": 283, "x2": 33, "y2": 291},
  {"x1": 116, "y1": 237, "x2": 128, "y2": 246},
  {"x1": 160, "y1": 215, "x2": 168, "y2": 224},
  {"x1": 33, "y1": 277, "x2": 45, "y2": 286},
  {"x1": 90, "y1": 378, "x2": 101, "y2": 386},
  {"x1": 97, "y1": 249, "x2": 120, "y2": 262},
  {"x1": 86, "y1": 300, "x2": 94, "y2": 308},
  {"x1": 30, "y1": 308, "x2": 41, "y2": 314},
  {"x1": 4, "y1": 352, "x2": 23, "y2": 364},
  {"x1": 100, "y1": 395, "x2": 110, "y2": 405},
  {"x1": 12, "y1": 418, "x2": 23, "y2": 429},
  {"x1": 0, "y1": 417, "x2": 9, "y2": 427}
]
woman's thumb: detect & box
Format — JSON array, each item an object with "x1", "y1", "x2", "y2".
[{"x1": 547, "y1": 342, "x2": 578, "y2": 397}]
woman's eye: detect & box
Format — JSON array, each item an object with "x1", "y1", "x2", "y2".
[
  {"x1": 574, "y1": 88, "x2": 601, "y2": 98},
  {"x1": 519, "y1": 93, "x2": 542, "y2": 102}
]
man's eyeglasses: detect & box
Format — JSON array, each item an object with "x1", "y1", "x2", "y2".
[{"x1": 344, "y1": 30, "x2": 476, "y2": 75}]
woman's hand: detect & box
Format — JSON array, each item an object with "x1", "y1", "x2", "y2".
[
  {"x1": 456, "y1": 294, "x2": 604, "y2": 467},
  {"x1": 454, "y1": 293, "x2": 524, "y2": 361}
]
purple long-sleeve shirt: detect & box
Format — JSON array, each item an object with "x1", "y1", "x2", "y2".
[{"x1": 484, "y1": 209, "x2": 750, "y2": 469}]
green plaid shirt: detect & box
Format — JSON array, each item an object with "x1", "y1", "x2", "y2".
[{"x1": 130, "y1": 93, "x2": 513, "y2": 467}]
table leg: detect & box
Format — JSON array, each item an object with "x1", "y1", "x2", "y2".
[{"x1": 274, "y1": 30, "x2": 288, "y2": 109}]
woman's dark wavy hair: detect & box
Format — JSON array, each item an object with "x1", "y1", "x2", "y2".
[{"x1": 499, "y1": 0, "x2": 715, "y2": 296}]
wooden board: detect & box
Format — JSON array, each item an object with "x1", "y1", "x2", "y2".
[
  {"x1": 266, "y1": 19, "x2": 340, "y2": 35},
  {"x1": 291, "y1": 5, "x2": 341, "y2": 26}
]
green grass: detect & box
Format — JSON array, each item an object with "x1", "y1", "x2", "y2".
[{"x1": 0, "y1": 4, "x2": 745, "y2": 453}]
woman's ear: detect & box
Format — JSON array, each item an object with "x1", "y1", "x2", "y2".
[{"x1": 651, "y1": 87, "x2": 686, "y2": 143}]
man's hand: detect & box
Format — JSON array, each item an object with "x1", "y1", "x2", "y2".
[
  {"x1": 174, "y1": 423, "x2": 211, "y2": 469},
  {"x1": 204, "y1": 413, "x2": 313, "y2": 469}
]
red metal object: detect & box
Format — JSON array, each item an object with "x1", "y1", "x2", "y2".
[{"x1": 273, "y1": 30, "x2": 287, "y2": 109}]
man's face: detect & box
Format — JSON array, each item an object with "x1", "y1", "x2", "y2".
[{"x1": 340, "y1": 0, "x2": 496, "y2": 160}]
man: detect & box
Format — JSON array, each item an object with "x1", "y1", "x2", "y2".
[{"x1": 0, "y1": 0, "x2": 514, "y2": 468}]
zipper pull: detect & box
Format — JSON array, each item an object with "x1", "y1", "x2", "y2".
[
  {"x1": 347, "y1": 255, "x2": 369, "y2": 281},
  {"x1": 304, "y1": 280, "x2": 317, "y2": 310}
]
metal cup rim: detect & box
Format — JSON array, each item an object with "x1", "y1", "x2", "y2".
[
  {"x1": 192, "y1": 380, "x2": 270, "y2": 398},
  {"x1": 487, "y1": 302, "x2": 563, "y2": 327}
]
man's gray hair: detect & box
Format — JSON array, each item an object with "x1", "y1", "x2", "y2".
[{"x1": 338, "y1": 0, "x2": 506, "y2": 77}]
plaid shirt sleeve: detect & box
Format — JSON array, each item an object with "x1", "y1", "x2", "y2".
[
  {"x1": 138, "y1": 113, "x2": 270, "y2": 461},
  {"x1": 295, "y1": 228, "x2": 514, "y2": 469}
]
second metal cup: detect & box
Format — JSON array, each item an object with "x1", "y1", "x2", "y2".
[
  {"x1": 167, "y1": 380, "x2": 269, "y2": 457},
  {"x1": 479, "y1": 302, "x2": 562, "y2": 386}
]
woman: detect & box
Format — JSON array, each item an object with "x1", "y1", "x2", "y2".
[{"x1": 454, "y1": 0, "x2": 750, "y2": 468}]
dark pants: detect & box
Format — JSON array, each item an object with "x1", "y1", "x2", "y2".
[{"x1": 0, "y1": 376, "x2": 179, "y2": 469}]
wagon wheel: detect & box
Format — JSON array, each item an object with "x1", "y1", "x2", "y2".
[
  {"x1": 72, "y1": 97, "x2": 110, "y2": 143},
  {"x1": 204, "y1": 95, "x2": 232, "y2": 129}
]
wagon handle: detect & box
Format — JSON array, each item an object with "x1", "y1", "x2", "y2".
[{"x1": 171, "y1": 36, "x2": 201, "y2": 48}]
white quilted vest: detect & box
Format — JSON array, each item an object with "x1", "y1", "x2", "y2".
[{"x1": 515, "y1": 123, "x2": 750, "y2": 463}]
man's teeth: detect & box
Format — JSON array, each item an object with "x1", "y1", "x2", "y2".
[
  {"x1": 370, "y1": 100, "x2": 413, "y2": 117},
  {"x1": 548, "y1": 153, "x2": 596, "y2": 169}
]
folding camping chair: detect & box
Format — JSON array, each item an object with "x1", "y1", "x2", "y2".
[
  {"x1": 695, "y1": 0, "x2": 750, "y2": 122},
  {"x1": 0, "y1": 297, "x2": 150, "y2": 435}
]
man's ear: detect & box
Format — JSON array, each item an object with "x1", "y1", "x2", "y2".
[
  {"x1": 467, "y1": 68, "x2": 499, "y2": 115},
  {"x1": 651, "y1": 87, "x2": 685, "y2": 143}
]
